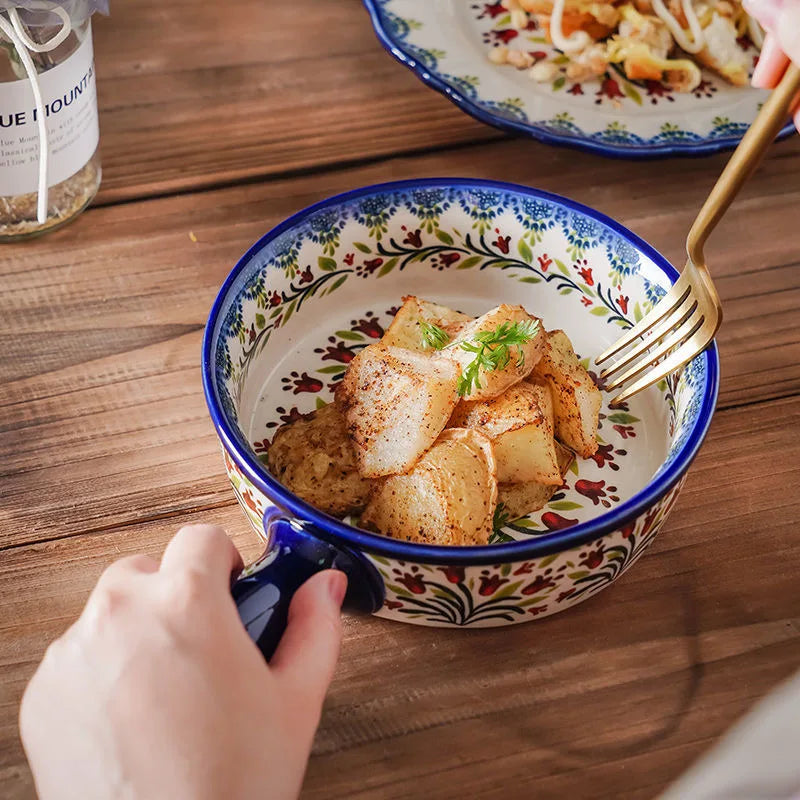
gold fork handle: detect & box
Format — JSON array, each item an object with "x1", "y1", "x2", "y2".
[{"x1": 687, "y1": 63, "x2": 800, "y2": 265}]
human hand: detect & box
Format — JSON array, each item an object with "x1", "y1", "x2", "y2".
[
  {"x1": 19, "y1": 524, "x2": 347, "y2": 800},
  {"x1": 746, "y1": 0, "x2": 800, "y2": 129}
]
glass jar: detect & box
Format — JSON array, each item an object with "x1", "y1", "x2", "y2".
[{"x1": 0, "y1": 1, "x2": 102, "y2": 240}]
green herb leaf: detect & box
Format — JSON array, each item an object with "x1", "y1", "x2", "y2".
[{"x1": 420, "y1": 321, "x2": 450, "y2": 350}]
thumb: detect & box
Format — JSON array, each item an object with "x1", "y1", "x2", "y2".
[{"x1": 270, "y1": 570, "x2": 347, "y2": 715}]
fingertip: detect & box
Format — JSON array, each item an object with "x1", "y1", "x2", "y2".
[{"x1": 752, "y1": 33, "x2": 790, "y2": 89}]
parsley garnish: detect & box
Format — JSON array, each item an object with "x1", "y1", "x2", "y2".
[
  {"x1": 420, "y1": 321, "x2": 450, "y2": 350},
  {"x1": 455, "y1": 319, "x2": 540, "y2": 397}
]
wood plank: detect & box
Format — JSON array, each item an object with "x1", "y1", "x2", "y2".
[
  {"x1": 1, "y1": 395, "x2": 799, "y2": 799},
  {"x1": 91, "y1": 0, "x2": 502, "y2": 203},
  {"x1": 2, "y1": 137, "x2": 799, "y2": 549}
]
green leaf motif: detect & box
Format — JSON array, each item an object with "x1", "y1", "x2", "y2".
[
  {"x1": 568, "y1": 571, "x2": 590, "y2": 580},
  {"x1": 554, "y1": 259, "x2": 570, "y2": 276},
  {"x1": 489, "y1": 530, "x2": 514, "y2": 544},
  {"x1": 501, "y1": 563, "x2": 511, "y2": 577},
  {"x1": 457, "y1": 255, "x2": 483, "y2": 270},
  {"x1": 622, "y1": 82, "x2": 643, "y2": 105},
  {"x1": 569, "y1": 458, "x2": 579, "y2": 476},
  {"x1": 633, "y1": 302, "x2": 643, "y2": 323},
  {"x1": 336, "y1": 330, "x2": 364, "y2": 342},
  {"x1": 607, "y1": 411, "x2": 640, "y2": 424},
  {"x1": 517, "y1": 238, "x2": 533, "y2": 264},
  {"x1": 255, "y1": 313, "x2": 266, "y2": 329},
  {"x1": 538, "y1": 554, "x2": 558, "y2": 568},
  {"x1": 386, "y1": 582, "x2": 413, "y2": 598},
  {"x1": 282, "y1": 299, "x2": 296, "y2": 327},
  {"x1": 549, "y1": 501, "x2": 582, "y2": 511},
  {"x1": 353, "y1": 242, "x2": 371, "y2": 253},
  {"x1": 328, "y1": 275, "x2": 348, "y2": 294},
  {"x1": 378, "y1": 257, "x2": 399, "y2": 277},
  {"x1": 513, "y1": 517, "x2": 539, "y2": 530},
  {"x1": 519, "y1": 276, "x2": 541, "y2": 284},
  {"x1": 315, "y1": 397, "x2": 327, "y2": 409},
  {"x1": 552, "y1": 75, "x2": 566, "y2": 90},
  {"x1": 435, "y1": 229, "x2": 455, "y2": 246},
  {"x1": 317, "y1": 365, "x2": 347, "y2": 374},
  {"x1": 492, "y1": 580, "x2": 523, "y2": 600},
  {"x1": 590, "y1": 306, "x2": 609, "y2": 316},
  {"x1": 520, "y1": 595, "x2": 547, "y2": 606},
  {"x1": 318, "y1": 256, "x2": 337, "y2": 272},
  {"x1": 559, "y1": 288, "x2": 573, "y2": 296}
]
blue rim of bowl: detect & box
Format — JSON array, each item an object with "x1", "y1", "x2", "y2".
[
  {"x1": 202, "y1": 178, "x2": 719, "y2": 566},
  {"x1": 361, "y1": 0, "x2": 794, "y2": 160}
]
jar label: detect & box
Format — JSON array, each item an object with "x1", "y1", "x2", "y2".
[{"x1": 0, "y1": 26, "x2": 99, "y2": 196}]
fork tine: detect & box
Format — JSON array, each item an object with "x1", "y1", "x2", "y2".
[
  {"x1": 605, "y1": 309, "x2": 704, "y2": 391},
  {"x1": 594, "y1": 271, "x2": 691, "y2": 366},
  {"x1": 600, "y1": 292, "x2": 698, "y2": 381},
  {"x1": 609, "y1": 322, "x2": 717, "y2": 406}
]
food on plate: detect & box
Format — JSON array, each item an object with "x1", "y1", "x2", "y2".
[
  {"x1": 381, "y1": 295, "x2": 471, "y2": 351},
  {"x1": 334, "y1": 344, "x2": 460, "y2": 477},
  {"x1": 449, "y1": 379, "x2": 561, "y2": 484},
  {"x1": 497, "y1": 441, "x2": 575, "y2": 521},
  {"x1": 532, "y1": 329, "x2": 602, "y2": 458},
  {"x1": 266, "y1": 298, "x2": 603, "y2": 546},
  {"x1": 436, "y1": 304, "x2": 545, "y2": 401},
  {"x1": 265, "y1": 402, "x2": 372, "y2": 516},
  {"x1": 361, "y1": 428, "x2": 498, "y2": 546},
  {"x1": 489, "y1": 0, "x2": 761, "y2": 93}
]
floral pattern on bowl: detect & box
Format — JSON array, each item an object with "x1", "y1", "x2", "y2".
[
  {"x1": 361, "y1": 0, "x2": 794, "y2": 158},
  {"x1": 204, "y1": 178, "x2": 718, "y2": 628}
]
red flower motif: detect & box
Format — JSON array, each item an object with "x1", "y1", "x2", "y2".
[
  {"x1": 440, "y1": 566, "x2": 465, "y2": 584},
  {"x1": 589, "y1": 442, "x2": 616, "y2": 468},
  {"x1": 575, "y1": 479, "x2": 607, "y2": 505},
  {"x1": 645, "y1": 80, "x2": 669, "y2": 97},
  {"x1": 580, "y1": 545, "x2": 604, "y2": 569},
  {"x1": 568, "y1": 83, "x2": 584, "y2": 95},
  {"x1": 290, "y1": 372, "x2": 323, "y2": 394},
  {"x1": 240, "y1": 489, "x2": 259, "y2": 514},
  {"x1": 248, "y1": 324, "x2": 256, "y2": 343},
  {"x1": 384, "y1": 599, "x2": 403, "y2": 610},
  {"x1": 269, "y1": 291, "x2": 282, "y2": 307},
  {"x1": 492, "y1": 28, "x2": 518, "y2": 44},
  {"x1": 736, "y1": 34, "x2": 753, "y2": 51},
  {"x1": 522, "y1": 575, "x2": 555, "y2": 594},
  {"x1": 353, "y1": 317, "x2": 384, "y2": 338},
  {"x1": 597, "y1": 77, "x2": 623, "y2": 100},
  {"x1": 253, "y1": 438, "x2": 270, "y2": 454},
  {"x1": 581, "y1": 296, "x2": 593, "y2": 307},
  {"x1": 620, "y1": 521, "x2": 636, "y2": 539},
  {"x1": 513, "y1": 561, "x2": 535, "y2": 575},
  {"x1": 478, "y1": 1, "x2": 506, "y2": 18},
  {"x1": 440, "y1": 252, "x2": 461, "y2": 267},
  {"x1": 531, "y1": 50, "x2": 547, "y2": 61},
  {"x1": 298, "y1": 266, "x2": 313, "y2": 284},
  {"x1": 578, "y1": 265, "x2": 594, "y2": 285},
  {"x1": 527, "y1": 605, "x2": 547, "y2": 616},
  {"x1": 403, "y1": 228, "x2": 423, "y2": 247},
  {"x1": 640, "y1": 506, "x2": 660, "y2": 537},
  {"x1": 478, "y1": 574, "x2": 509, "y2": 596},
  {"x1": 541, "y1": 512, "x2": 579, "y2": 531},
  {"x1": 618, "y1": 294, "x2": 629, "y2": 314},
  {"x1": 537, "y1": 254, "x2": 552, "y2": 271},
  {"x1": 363, "y1": 257, "x2": 383, "y2": 273},
  {"x1": 279, "y1": 407, "x2": 304, "y2": 424},
  {"x1": 613, "y1": 424, "x2": 636, "y2": 439},
  {"x1": 320, "y1": 342, "x2": 357, "y2": 363},
  {"x1": 557, "y1": 589, "x2": 575, "y2": 602},
  {"x1": 493, "y1": 234, "x2": 511, "y2": 254},
  {"x1": 343, "y1": 252, "x2": 354, "y2": 266},
  {"x1": 397, "y1": 572, "x2": 426, "y2": 594}
]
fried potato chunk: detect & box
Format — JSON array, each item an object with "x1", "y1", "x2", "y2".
[
  {"x1": 361, "y1": 429, "x2": 497, "y2": 546},
  {"x1": 335, "y1": 344, "x2": 460, "y2": 477},
  {"x1": 497, "y1": 440, "x2": 576, "y2": 521},
  {"x1": 439, "y1": 304, "x2": 545, "y2": 402},
  {"x1": 531, "y1": 330, "x2": 601, "y2": 458},
  {"x1": 266, "y1": 403, "x2": 373, "y2": 516},
  {"x1": 381, "y1": 295, "x2": 471, "y2": 352},
  {"x1": 450, "y1": 379, "x2": 561, "y2": 484}
]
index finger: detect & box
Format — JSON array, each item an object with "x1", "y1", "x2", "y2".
[{"x1": 159, "y1": 524, "x2": 244, "y2": 592}]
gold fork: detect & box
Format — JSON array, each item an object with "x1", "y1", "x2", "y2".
[{"x1": 596, "y1": 64, "x2": 800, "y2": 407}]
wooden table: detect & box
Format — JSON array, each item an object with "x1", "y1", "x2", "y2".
[{"x1": 2, "y1": 2, "x2": 799, "y2": 797}]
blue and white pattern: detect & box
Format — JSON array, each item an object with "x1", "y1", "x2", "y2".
[{"x1": 362, "y1": 0, "x2": 794, "y2": 158}]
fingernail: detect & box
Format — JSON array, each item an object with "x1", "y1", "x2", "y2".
[{"x1": 327, "y1": 571, "x2": 347, "y2": 608}]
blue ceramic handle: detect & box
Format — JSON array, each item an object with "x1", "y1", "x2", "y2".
[{"x1": 231, "y1": 513, "x2": 384, "y2": 661}]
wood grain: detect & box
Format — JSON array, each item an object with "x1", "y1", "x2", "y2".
[
  {"x1": 90, "y1": 0, "x2": 502, "y2": 204},
  {"x1": 1, "y1": 396, "x2": 799, "y2": 800},
  {"x1": 2, "y1": 137, "x2": 799, "y2": 550}
]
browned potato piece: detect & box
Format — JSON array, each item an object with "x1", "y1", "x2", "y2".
[
  {"x1": 450, "y1": 379, "x2": 560, "y2": 484},
  {"x1": 381, "y1": 295, "x2": 471, "y2": 352},
  {"x1": 497, "y1": 440, "x2": 576, "y2": 521},
  {"x1": 335, "y1": 344, "x2": 459, "y2": 477},
  {"x1": 439, "y1": 304, "x2": 545, "y2": 402},
  {"x1": 531, "y1": 330, "x2": 601, "y2": 458},
  {"x1": 266, "y1": 403, "x2": 373, "y2": 516},
  {"x1": 361, "y1": 429, "x2": 497, "y2": 546}
]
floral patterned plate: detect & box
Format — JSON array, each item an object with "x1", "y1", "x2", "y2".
[
  {"x1": 204, "y1": 179, "x2": 718, "y2": 637},
  {"x1": 362, "y1": 0, "x2": 794, "y2": 158}
]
